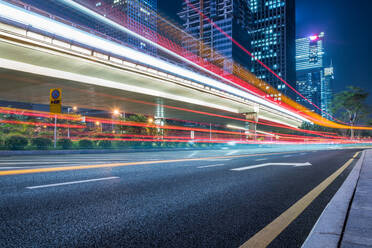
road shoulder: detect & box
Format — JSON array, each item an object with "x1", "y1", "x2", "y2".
[{"x1": 302, "y1": 149, "x2": 368, "y2": 248}]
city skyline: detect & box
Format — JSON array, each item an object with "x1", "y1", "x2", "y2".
[
  {"x1": 0, "y1": 2, "x2": 371, "y2": 247},
  {"x1": 159, "y1": 0, "x2": 372, "y2": 104}
]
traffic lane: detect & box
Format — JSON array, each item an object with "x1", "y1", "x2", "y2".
[
  {"x1": 0, "y1": 149, "x2": 350, "y2": 192},
  {"x1": 0, "y1": 150, "x2": 340, "y2": 176},
  {"x1": 0, "y1": 146, "x2": 346, "y2": 169},
  {"x1": 0, "y1": 149, "x2": 359, "y2": 203},
  {"x1": 0, "y1": 149, "x2": 360, "y2": 248},
  {"x1": 269, "y1": 151, "x2": 362, "y2": 248},
  {"x1": 0, "y1": 149, "x2": 361, "y2": 248},
  {"x1": 0, "y1": 150, "x2": 293, "y2": 169},
  {"x1": 0, "y1": 149, "x2": 359, "y2": 201}
]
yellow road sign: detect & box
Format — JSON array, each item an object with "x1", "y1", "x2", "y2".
[{"x1": 50, "y1": 88, "x2": 62, "y2": 113}]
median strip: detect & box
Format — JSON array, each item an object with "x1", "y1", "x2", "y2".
[{"x1": 239, "y1": 151, "x2": 360, "y2": 248}]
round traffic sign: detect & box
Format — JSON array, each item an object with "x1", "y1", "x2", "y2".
[{"x1": 51, "y1": 89, "x2": 60, "y2": 99}]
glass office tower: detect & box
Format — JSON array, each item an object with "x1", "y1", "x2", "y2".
[
  {"x1": 178, "y1": 0, "x2": 252, "y2": 73},
  {"x1": 179, "y1": 0, "x2": 296, "y2": 99},
  {"x1": 249, "y1": 0, "x2": 296, "y2": 97},
  {"x1": 296, "y1": 32, "x2": 333, "y2": 116}
]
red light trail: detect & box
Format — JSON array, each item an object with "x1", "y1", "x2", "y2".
[{"x1": 184, "y1": 0, "x2": 347, "y2": 125}]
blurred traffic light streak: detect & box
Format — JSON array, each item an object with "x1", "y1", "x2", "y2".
[
  {"x1": 0, "y1": 0, "x2": 371, "y2": 133},
  {"x1": 1, "y1": 106, "x2": 363, "y2": 145},
  {"x1": 68, "y1": 0, "x2": 364, "y2": 129},
  {"x1": 183, "y1": 0, "x2": 346, "y2": 125}
]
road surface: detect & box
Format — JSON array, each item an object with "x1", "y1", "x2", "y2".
[{"x1": 0, "y1": 148, "x2": 363, "y2": 247}]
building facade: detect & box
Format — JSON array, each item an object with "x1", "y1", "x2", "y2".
[
  {"x1": 249, "y1": 0, "x2": 296, "y2": 96},
  {"x1": 178, "y1": 0, "x2": 296, "y2": 97},
  {"x1": 93, "y1": 0, "x2": 158, "y2": 55},
  {"x1": 178, "y1": 0, "x2": 252, "y2": 73},
  {"x1": 296, "y1": 32, "x2": 333, "y2": 117},
  {"x1": 322, "y1": 63, "x2": 334, "y2": 116}
]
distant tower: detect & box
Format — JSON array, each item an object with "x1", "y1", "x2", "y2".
[
  {"x1": 296, "y1": 32, "x2": 333, "y2": 117},
  {"x1": 322, "y1": 60, "x2": 334, "y2": 117}
]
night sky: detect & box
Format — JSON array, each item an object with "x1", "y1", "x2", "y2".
[{"x1": 158, "y1": 0, "x2": 372, "y2": 103}]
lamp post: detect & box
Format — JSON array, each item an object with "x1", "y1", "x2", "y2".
[
  {"x1": 67, "y1": 106, "x2": 77, "y2": 139},
  {"x1": 112, "y1": 109, "x2": 122, "y2": 133},
  {"x1": 95, "y1": 121, "x2": 102, "y2": 132}
]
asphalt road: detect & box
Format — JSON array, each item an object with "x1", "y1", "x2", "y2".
[{"x1": 0, "y1": 147, "x2": 363, "y2": 248}]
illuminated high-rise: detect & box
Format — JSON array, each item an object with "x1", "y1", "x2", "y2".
[
  {"x1": 249, "y1": 0, "x2": 296, "y2": 96},
  {"x1": 178, "y1": 0, "x2": 252, "y2": 73},
  {"x1": 179, "y1": 0, "x2": 296, "y2": 98},
  {"x1": 93, "y1": 0, "x2": 158, "y2": 55},
  {"x1": 296, "y1": 32, "x2": 333, "y2": 117}
]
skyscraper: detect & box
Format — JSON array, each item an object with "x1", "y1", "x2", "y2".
[
  {"x1": 178, "y1": 0, "x2": 296, "y2": 97},
  {"x1": 322, "y1": 62, "x2": 334, "y2": 116},
  {"x1": 178, "y1": 0, "x2": 251, "y2": 73},
  {"x1": 296, "y1": 32, "x2": 333, "y2": 117},
  {"x1": 249, "y1": 0, "x2": 296, "y2": 96}
]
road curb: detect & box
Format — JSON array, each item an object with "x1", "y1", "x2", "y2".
[{"x1": 301, "y1": 150, "x2": 366, "y2": 248}]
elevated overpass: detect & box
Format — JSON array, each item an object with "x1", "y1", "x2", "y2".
[{"x1": 0, "y1": 0, "x2": 307, "y2": 130}]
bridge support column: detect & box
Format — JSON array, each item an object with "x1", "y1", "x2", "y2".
[
  {"x1": 243, "y1": 105, "x2": 259, "y2": 141},
  {"x1": 154, "y1": 99, "x2": 165, "y2": 140}
]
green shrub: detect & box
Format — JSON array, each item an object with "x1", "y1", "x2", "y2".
[
  {"x1": 129, "y1": 141, "x2": 142, "y2": 147},
  {"x1": 5, "y1": 135, "x2": 28, "y2": 150},
  {"x1": 151, "y1": 142, "x2": 158, "y2": 148},
  {"x1": 78, "y1": 139, "x2": 94, "y2": 149},
  {"x1": 31, "y1": 137, "x2": 52, "y2": 150},
  {"x1": 57, "y1": 139, "x2": 73, "y2": 149},
  {"x1": 97, "y1": 140, "x2": 112, "y2": 149},
  {"x1": 114, "y1": 140, "x2": 129, "y2": 148}
]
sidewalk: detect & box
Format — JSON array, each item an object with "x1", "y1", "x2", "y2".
[
  {"x1": 340, "y1": 149, "x2": 372, "y2": 247},
  {"x1": 303, "y1": 149, "x2": 372, "y2": 248}
]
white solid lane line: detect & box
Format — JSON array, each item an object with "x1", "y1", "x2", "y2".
[
  {"x1": 0, "y1": 167, "x2": 29, "y2": 170},
  {"x1": 231, "y1": 162, "x2": 312, "y2": 171},
  {"x1": 26, "y1": 176, "x2": 120, "y2": 189},
  {"x1": 0, "y1": 162, "x2": 68, "y2": 165},
  {"x1": 204, "y1": 159, "x2": 232, "y2": 162},
  {"x1": 255, "y1": 158, "x2": 268, "y2": 161},
  {"x1": 197, "y1": 164, "x2": 225, "y2": 169},
  {"x1": 226, "y1": 150, "x2": 240, "y2": 155}
]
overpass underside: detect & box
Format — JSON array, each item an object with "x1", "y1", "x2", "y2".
[{"x1": 0, "y1": 21, "x2": 302, "y2": 129}]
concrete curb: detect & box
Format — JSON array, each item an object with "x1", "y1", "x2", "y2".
[
  {"x1": 340, "y1": 149, "x2": 372, "y2": 247},
  {"x1": 301, "y1": 150, "x2": 366, "y2": 248}
]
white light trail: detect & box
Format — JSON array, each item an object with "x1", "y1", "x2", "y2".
[{"x1": 0, "y1": 0, "x2": 309, "y2": 122}]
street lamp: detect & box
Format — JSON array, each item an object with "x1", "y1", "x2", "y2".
[
  {"x1": 113, "y1": 109, "x2": 120, "y2": 116},
  {"x1": 67, "y1": 106, "x2": 77, "y2": 139},
  {"x1": 112, "y1": 109, "x2": 122, "y2": 132},
  {"x1": 95, "y1": 121, "x2": 102, "y2": 132}
]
